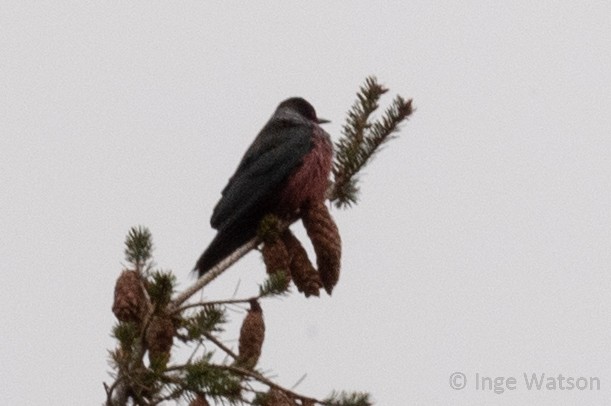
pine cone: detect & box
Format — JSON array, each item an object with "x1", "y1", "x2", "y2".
[
  {"x1": 302, "y1": 201, "x2": 342, "y2": 294},
  {"x1": 262, "y1": 388, "x2": 294, "y2": 406},
  {"x1": 189, "y1": 394, "x2": 210, "y2": 406},
  {"x1": 145, "y1": 314, "x2": 174, "y2": 364},
  {"x1": 262, "y1": 239, "x2": 291, "y2": 290},
  {"x1": 282, "y1": 230, "x2": 321, "y2": 297},
  {"x1": 236, "y1": 300, "x2": 265, "y2": 369},
  {"x1": 112, "y1": 270, "x2": 149, "y2": 323}
]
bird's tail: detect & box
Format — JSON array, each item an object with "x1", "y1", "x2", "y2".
[{"x1": 195, "y1": 222, "x2": 258, "y2": 276}]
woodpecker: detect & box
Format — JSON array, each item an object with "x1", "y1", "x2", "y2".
[{"x1": 196, "y1": 97, "x2": 332, "y2": 276}]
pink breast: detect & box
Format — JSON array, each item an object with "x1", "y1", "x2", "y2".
[{"x1": 278, "y1": 128, "x2": 333, "y2": 215}]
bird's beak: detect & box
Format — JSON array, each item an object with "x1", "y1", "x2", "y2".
[{"x1": 317, "y1": 118, "x2": 331, "y2": 124}]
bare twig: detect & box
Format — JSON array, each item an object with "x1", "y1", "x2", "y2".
[
  {"x1": 169, "y1": 238, "x2": 259, "y2": 310},
  {"x1": 215, "y1": 365, "x2": 323, "y2": 405},
  {"x1": 173, "y1": 296, "x2": 257, "y2": 314},
  {"x1": 202, "y1": 331, "x2": 239, "y2": 360}
]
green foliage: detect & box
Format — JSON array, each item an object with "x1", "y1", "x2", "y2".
[
  {"x1": 149, "y1": 352, "x2": 171, "y2": 373},
  {"x1": 124, "y1": 225, "x2": 153, "y2": 271},
  {"x1": 258, "y1": 272, "x2": 291, "y2": 297},
  {"x1": 185, "y1": 356, "x2": 242, "y2": 403},
  {"x1": 325, "y1": 390, "x2": 373, "y2": 406},
  {"x1": 183, "y1": 305, "x2": 227, "y2": 339},
  {"x1": 250, "y1": 391, "x2": 266, "y2": 405},
  {"x1": 257, "y1": 214, "x2": 284, "y2": 243},
  {"x1": 147, "y1": 270, "x2": 176, "y2": 309},
  {"x1": 112, "y1": 322, "x2": 139, "y2": 351},
  {"x1": 332, "y1": 76, "x2": 414, "y2": 208}
]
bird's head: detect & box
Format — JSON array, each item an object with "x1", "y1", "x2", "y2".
[{"x1": 277, "y1": 97, "x2": 330, "y2": 124}]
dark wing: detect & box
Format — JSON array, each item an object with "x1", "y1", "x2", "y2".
[{"x1": 210, "y1": 120, "x2": 312, "y2": 229}]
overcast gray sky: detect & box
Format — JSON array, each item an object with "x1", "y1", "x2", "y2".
[{"x1": 1, "y1": 2, "x2": 610, "y2": 405}]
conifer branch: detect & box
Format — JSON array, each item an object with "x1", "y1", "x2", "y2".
[
  {"x1": 324, "y1": 390, "x2": 373, "y2": 406},
  {"x1": 331, "y1": 76, "x2": 414, "y2": 208},
  {"x1": 106, "y1": 77, "x2": 412, "y2": 405},
  {"x1": 215, "y1": 365, "x2": 321, "y2": 405},
  {"x1": 124, "y1": 226, "x2": 153, "y2": 273}
]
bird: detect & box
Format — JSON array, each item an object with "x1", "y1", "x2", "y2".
[{"x1": 196, "y1": 97, "x2": 333, "y2": 276}]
